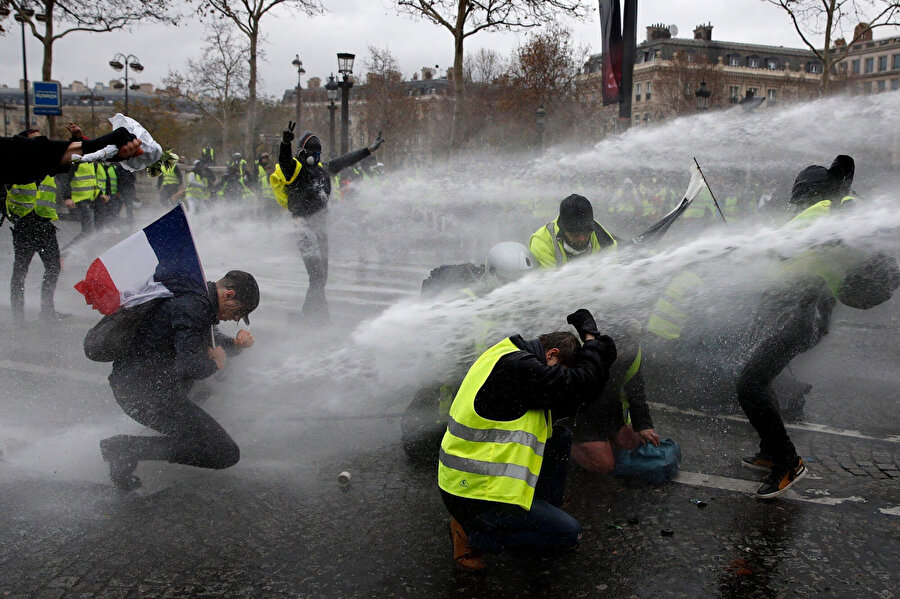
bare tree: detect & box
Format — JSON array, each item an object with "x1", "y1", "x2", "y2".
[
  {"x1": 6, "y1": 0, "x2": 177, "y2": 135},
  {"x1": 650, "y1": 52, "x2": 725, "y2": 118},
  {"x1": 464, "y1": 47, "x2": 505, "y2": 83},
  {"x1": 190, "y1": 0, "x2": 323, "y2": 152},
  {"x1": 361, "y1": 46, "x2": 417, "y2": 164},
  {"x1": 396, "y1": 0, "x2": 590, "y2": 148},
  {"x1": 162, "y1": 21, "x2": 249, "y2": 160},
  {"x1": 765, "y1": 0, "x2": 900, "y2": 89}
]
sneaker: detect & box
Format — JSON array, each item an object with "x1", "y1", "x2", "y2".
[
  {"x1": 100, "y1": 435, "x2": 142, "y2": 491},
  {"x1": 449, "y1": 518, "x2": 487, "y2": 571},
  {"x1": 756, "y1": 458, "x2": 807, "y2": 499},
  {"x1": 741, "y1": 454, "x2": 775, "y2": 473}
]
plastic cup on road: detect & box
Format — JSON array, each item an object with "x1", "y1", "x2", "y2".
[{"x1": 338, "y1": 471, "x2": 351, "y2": 486}]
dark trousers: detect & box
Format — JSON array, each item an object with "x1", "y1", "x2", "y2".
[
  {"x1": 295, "y1": 209, "x2": 329, "y2": 320},
  {"x1": 67, "y1": 200, "x2": 95, "y2": 247},
  {"x1": 10, "y1": 213, "x2": 60, "y2": 320},
  {"x1": 443, "y1": 425, "x2": 582, "y2": 554},
  {"x1": 109, "y1": 381, "x2": 240, "y2": 470},
  {"x1": 736, "y1": 283, "x2": 835, "y2": 466}
]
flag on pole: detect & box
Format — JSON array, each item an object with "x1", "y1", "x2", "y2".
[
  {"x1": 74, "y1": 204, "x2": 206, "y2": 315},
  {"x1": 631, "y1": 162, "x2": 711, "y2": 244},
  {"x1": 598, "y1": 0, "x2": 624, "y2": 106}
]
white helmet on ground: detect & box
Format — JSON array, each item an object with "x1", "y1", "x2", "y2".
[{"x1": 485, "y1": 242, "x2": 537, "y2": 283}]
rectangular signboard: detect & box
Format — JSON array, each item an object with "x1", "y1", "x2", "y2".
[{"x1": 33, "y1": 81, "x2": 62, "y2": 116}]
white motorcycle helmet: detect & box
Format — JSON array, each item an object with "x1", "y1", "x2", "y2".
[{"x1": 485, "y1": 242, "x2": 537, "y2": 283}]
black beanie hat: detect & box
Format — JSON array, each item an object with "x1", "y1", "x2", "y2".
[
  {"x1": 558, "y1": 194, "x2": 595, "y2": 233},
  {"x1": 297, "y1": 131, "x2": 322, "y2": 155}
]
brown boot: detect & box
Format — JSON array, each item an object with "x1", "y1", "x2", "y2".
[{"x1": 449, "y1": 517, "x2": 487, "y2": 571}]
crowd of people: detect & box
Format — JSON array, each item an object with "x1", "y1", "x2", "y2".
[{"x1": 1, "y1": 122, "x2": 897, "y2": 574}]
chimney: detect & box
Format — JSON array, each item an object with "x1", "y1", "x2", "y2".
[
  {"x1": 422, "y1": 67, "x2": 433, "y2": 80},
  {"x1": 646, "y1": 23, "x2": 670, "y2": 42},
  {"x1": 693, "y1": 23, "x2": 713, "y2": 41},
  {"x1": 853, "y1": 22, "x2": 872, "y2": 42}
]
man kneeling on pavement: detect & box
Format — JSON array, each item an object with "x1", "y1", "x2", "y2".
[{"x1": 438, "y1": 308, "x2": 617, "y2": 570}]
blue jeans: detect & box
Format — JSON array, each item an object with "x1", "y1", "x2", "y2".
[{"x1": 447, "y1": 425, "x2": 582, "y2": 554}]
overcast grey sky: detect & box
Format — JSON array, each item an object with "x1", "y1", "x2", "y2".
[{"x1": 1, "y1": 0, "x2": 897, "y2": 98}]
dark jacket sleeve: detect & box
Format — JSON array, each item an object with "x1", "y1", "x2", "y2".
[
  {"x1": 475, "y1": 337, "x2": 616, "y2": 421},
  {"x1": 324, "y1": 147, "x2": 371, "y2": 175},
  {"x1": 213, "y1": 326, "x2": 241, "y2": 356},
  {"x1": 0, "y1": 135, "x2": 72, "y2": 185},
  {"x1": 57, "y1": 165, "x2": 76, "y2": 199},
  {"x1": 623, "y1": 369, "x2": 653, "y2": 431},
  {"x1": 168, "y1": 295, "x2": 219, "y2": 381},
  {"x1": 175, "y1": 166, "x2": 183, "y2": 185},
  {"x1": 279, "y1": 141, "x2": 295, "y2": 178}
]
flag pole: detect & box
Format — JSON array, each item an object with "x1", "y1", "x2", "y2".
[{"x1": 693, "y1": 157, "x2": 727, "y2": 225}]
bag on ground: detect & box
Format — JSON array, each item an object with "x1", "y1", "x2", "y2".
[{"x1": 612, "y1": 438, "x2": 682, "y2": 483}]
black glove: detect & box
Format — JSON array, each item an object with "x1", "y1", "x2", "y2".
[
  {"x1": 591, "y1": 334, "x2": 617, "y2": 364},
  {"x1": 282, "y1": 121, "x2": 296, "y2": 144},
  {"x1": 369, "y1": 130, "x2": 384, "y2": 152},
  {"x1": 566, "y1": 308, "x2": 601, "y2": 342},
  {"x1": 82, "y1": 127, "x2": 135, "y2": 156}
]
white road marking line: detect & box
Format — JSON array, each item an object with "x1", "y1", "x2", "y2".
[
  {"x1": 0, "y1": 359, "x2": 107, "y2": 386},
  {"x1": 878, "y1": 506, "x2": 900, "y2": 516},
  {"x1": 649, "y1": 402, "x2": 900, "y2": 445},
  {"x1": 673, "y1": 471, "x2": 871, "y2": 508}
]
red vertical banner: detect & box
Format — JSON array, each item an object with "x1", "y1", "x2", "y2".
[{"x1": 599, "y1": 0, "x2": 623, "y2": 106}]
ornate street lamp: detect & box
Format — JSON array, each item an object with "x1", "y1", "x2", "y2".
[
  {"x1": 337, "y1": 52, "x2": 355, "y2": 155},
  {"x1": 325, "y1": 74, "x2": 339, "y2": 159},
  {"x1": 292, "y1": 54, "x2": 306, "y2": 128},
  {"x1": 695, "y1": 81, "x2": 711, "y2": 111},
  {"x1": 109, "y1": 53, "x2": 144, "y2": 115}
]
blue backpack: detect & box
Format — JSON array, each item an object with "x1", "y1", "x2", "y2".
[{"x1": 612, "y1": 439, "x2": 682, "y2": 483}]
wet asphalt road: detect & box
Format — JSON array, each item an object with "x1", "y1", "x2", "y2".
[{"x1": 0, "y1": 211, "x2": 898, "y2": 598}]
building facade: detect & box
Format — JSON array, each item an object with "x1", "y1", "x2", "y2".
[
  {"x1": 578, "y1": 23, "x2": 823, "y2": 127},
  {"x1": 832, "y1": 26, "x2": 900, "y2": 94}
]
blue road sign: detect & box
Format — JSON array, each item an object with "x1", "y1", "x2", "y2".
[{"x1": 33, "y1": 81, "x2": 62, "y2": 116}]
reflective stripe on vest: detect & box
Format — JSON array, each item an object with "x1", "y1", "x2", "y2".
[
  {"x1": 6, "y1": 183, "x2": 38, "y2": 217},
  {"x1": 618, "y1": 347, "x2": 642, "y2": 426},
  {"x1": 646, "y1": 270, "x2": 704, "y2": 340},
  {"x1": 161, "y1": 165, "x2": 179, "y2": 186},
  {"x1": 543, "y1": 218, "x2": 617, "y2": 267},
  {"x1": 185, "y1": 175, "x2": 208, "y2": 200},
  {"x1": 438, "y1": 337, "x2": 550, "y2": 511},
  {"x1": 71, "y1": 163, "x2": 98, "y2": 203}
]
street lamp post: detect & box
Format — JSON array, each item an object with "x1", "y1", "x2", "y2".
[
  {"x1": 336, "y1": 52, "x2": 355, "y2": 155},
  {"x1": 535, "y1": 104, "x2": 546, "y2": 150},
  {"x1": 109, "y1": 53, "x2": 144, "y2": 116},
  {"x1": 695, "y1": 81, "x2": 711, "y2": 111},
  {"x1": 292, "y1": 54, "x2": 306, "y2": 128},
  {"x1": 325, "y1": 74, "x2": 339, "y2": 159},
  {"x1": 12, "y1": 7, "x2": 35, "y2": 128},
  {"x1": 79, "y1": 90, "x2": 105, "y2": 137}
]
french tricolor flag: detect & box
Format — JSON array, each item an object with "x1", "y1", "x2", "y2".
[{"x1": 74, "y1": 204, "x2": 206, "y2": 315}]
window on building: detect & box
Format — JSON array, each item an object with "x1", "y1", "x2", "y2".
[
  {"x1": 634, "y1": 114, "x2": 641, "y2": 125},
  {"x1": 687, "y1": 52, "x2": 695, "y2": 63},
  {"x1": 807, "y1": 62, "x2": 821, "y2": 73},
  {"x1": 879, "y1": 55, "x2": 888, "y2": 71},
  {"x1": 645, "y1": 81, "x2": 652, "y2": 100},
  {"x1": 749, "y1": 56, "x2": 760, "y2": 68},
  {"x1": 865, "y1": 57, "x2": 874, "y2": 73},
  {"x1": 729, "y1": 85, "x2": 740, "y2": 100},
  {"x1": 766, "y1": 58, "x2": 778, "y2": 70},
  {"x1": 893, "y1": 54, "x2": 900, "y2": 70},
  {"x1": 852, "y1": 59, "x2": 861, "y2": 74},
  {"x1": 892, "y1": 79, "x2": 899, "y2": 91},
  {"x1": 767, "y1": 89, "x2": 777, "y2": 101},
  {"x1": 635, "y1": 82, "x2": 641, "y2": 102},
  {"x1": 644, "y1": 113, "x2": 651, "y2": 123},
  {"x1": 748, "y1": 87, "x2": 758, "y2": 97},
  {"x1": 877, "y1": 79, "x2": 886, "y2": 92},
  {"x1": 729, "y1": 55, "x2": 740, "y2": 67}
]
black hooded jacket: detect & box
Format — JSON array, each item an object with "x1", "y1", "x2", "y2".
[
  {"x1": 472, "y1": 334, "x2": 616, "y2": 422},
  {"x1": 278, "y1": 139, "x2": 370, "y2": 217},
  {"x1": 109, "y1": 277, "x2": 236, "y2": 394}
]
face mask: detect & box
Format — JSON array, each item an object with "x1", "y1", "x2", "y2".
[{"x1": 562, "y1": 239, "x2": 590, "y2": 256}]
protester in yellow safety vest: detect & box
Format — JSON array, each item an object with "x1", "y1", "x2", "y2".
[
  {"x1": 157, "y1": 159, "x2": 183, "y2": 207},
  {"x1": 439, "y1": 309, "x2": 617, "y2": 570},
  {"x1": 256, "y1": 153, "x2": 274, "y2": 202},
  {"x1": 185, "y1": 159, "x2": 213, "y2": 211},
  {"x1": 737, "y1": 155, "x2": 899, "y2": 499},
  {"x1": 5, "y1": 128, "x2": 66, "y2": 323},
  {"x1": 61, "y1": 158, "x2": 105, "y2": 247},
  {"x1": 201, "y1": 145, "x2": 216, "y2": 165},
  {"x1": 529, "y1": 194, "x2": 617, "y2": 269},
  {"x1": 94, "y1": 163, "x2": 117, "y2": 228}
]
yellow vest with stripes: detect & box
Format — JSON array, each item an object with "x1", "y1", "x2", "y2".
[
  {"x1": 6, "y1": 176, "x2": 58, "y2": 220},
  {"x1": 160, "y1": 165, "x2": 180, "y2": 186},
  {"x1": 438, "y1": 338, "x2": 551, "y2": 511},
  {"x1": 70, "y1": 162, "x2": 99, "y2": 203},
  {"x1": 528, "y1": 217, "x2": 617, "y2": 269}
]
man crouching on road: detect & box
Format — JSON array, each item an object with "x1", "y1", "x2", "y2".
[
  {"x1": 438, "y1": 309, "x2": 617, "y2": 570},
  {"x1": 100, "y1": 270, "x2": 259, "y2": 491}
]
